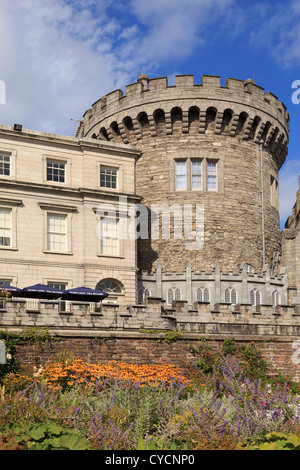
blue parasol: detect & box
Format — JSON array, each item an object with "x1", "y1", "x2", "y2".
[
  {"x1": 0, "y1": 284, "x2": 22, "y2": 296},
  {"x1": 60, "y1": 286, "x2": 108, "y2": 302},
  {"x1": 16, "y1": 284, "x2": 64, "y2": 299}
]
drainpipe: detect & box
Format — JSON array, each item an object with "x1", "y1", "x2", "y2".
[{"x1": 259, "y1": 140, "x2": 266, "y2": 269}]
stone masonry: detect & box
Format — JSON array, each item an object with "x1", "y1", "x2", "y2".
[{"x1": 82, "y1": 74, "x2": 289, "y2": 277}]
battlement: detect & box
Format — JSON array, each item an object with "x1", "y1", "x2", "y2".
[
  {"x1": 87, "y1": 74, "x2": 287, "y2": 116},
  {"x1": 82, "y1": 74, "x2": 289, "y2": 166},
  {"x1": 2, "y1": 297, "x2": 300, "y2": 337}
]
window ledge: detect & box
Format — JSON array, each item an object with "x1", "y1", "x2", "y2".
[
  {"x1": 97, "y1": 254, "x2": 125, "y2": 259},
  {"x1": 0, "y1": 247, "x2": 18, "y2": 251},
  {"x1": 43, "y1": 250, "x2": 73, "y2": 256}
]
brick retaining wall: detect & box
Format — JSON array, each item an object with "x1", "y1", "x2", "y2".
[{"x1": 11, "y1": 330, "x2": 300, "y2": 382}]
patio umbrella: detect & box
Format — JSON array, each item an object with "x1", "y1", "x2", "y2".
[
  {"x1": 60, "y1": 286, "x2": 108, "y2": 302},
  {"x1": 15, "y1": 284, "x2": 64, "y2": 299},
  {"x1": 0, "y1": 284, "x2": 22, "y2": 297}
]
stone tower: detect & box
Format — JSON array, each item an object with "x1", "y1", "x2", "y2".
[{"x1": 81, "y1": 74, "x2": 289, "y2": 276}]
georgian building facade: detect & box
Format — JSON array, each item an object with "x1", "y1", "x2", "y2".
[{"x1": 0, "y1": 124, "x2": 141, "y2": 306}]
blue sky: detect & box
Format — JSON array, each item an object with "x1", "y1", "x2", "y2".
[{"x1": 0, "y1": 0, "x2": 300, "y2": 227}]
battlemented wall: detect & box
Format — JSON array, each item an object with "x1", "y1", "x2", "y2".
[
  {"x1": 82, "y1": 74, "x2": 289, "y2": 275},
  {"x1": 5, "y1": 298, "x2": 300, "y2": 381}
]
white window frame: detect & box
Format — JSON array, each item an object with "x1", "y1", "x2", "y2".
[
  {"x1": 46, "y1": 213, "x2": 68, "y2": 253},
  {"x1": 272, "y1": 290, "x2": 280, "y2": 307},
  {"x1": 225, "y1": 287, "x2": 237, "y2": 305},
  {"x1": 0, "y1": 208, "x2": 12, "y2": 248},
  {"x1": 99, "y1": 216, "x2": 120, "y2": 256},
  {"x1": 0, "y1": 149, "x2": 16, "y2": 180},
  {"x1": 250, "y1": 288, "x2": 261, "y2": 306},
  {"x1": 167, "y1": 287, "x2": 181, "y2": 305},
  {"x1": 0, "y1": 154, "x2": 11, "y2": 177},
  {"x1": 207, "y1": 160, "x2": 218, "y2": 191},
  {"x1": 46, "y1": 159, "x2": 66, "y2": 184},
  {"x1": 175, "y1": 160, "x2": 187, "y2": 190},
  {"x1": 196, "y1": 287, "x2": 210, "y2": 302},
  {"x1": 39, "y1": 203, "x2": 76, "y2": 255},
  {"x1": 43, "y1": 155, "x2": 70, "y2": 186},
  {"x1": 191, "y1": 159, "x2": 202, "y2": 190},
  {"x1": 100, "y1": 165, "x2": 118, "y2": 190},
  {"x1": 174, "y1": 157, "x2": 218, "y2": 192}
]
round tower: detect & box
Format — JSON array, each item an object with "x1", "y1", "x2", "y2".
[{"x1": 82, "y1": 74, "x2": 289, "y2": 275}]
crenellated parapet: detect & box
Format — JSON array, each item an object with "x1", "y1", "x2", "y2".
[
  {"x1": 82, "y1": 74, "x2": 289, "y2": 166},
  {"x1": 2, "y1": 296, "x2": 300, "y2": 337}
]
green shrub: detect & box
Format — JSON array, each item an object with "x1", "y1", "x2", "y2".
[
  {"x1": 1, "y1": 422, "x2": 91, "y2": 450},
  {"x1": 246, "y1": 432, "x2": 300, "y2": 450}
]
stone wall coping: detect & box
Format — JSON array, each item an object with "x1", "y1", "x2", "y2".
[{"x1": 4, "y1": 327, "x2": 299, "y2": 343}]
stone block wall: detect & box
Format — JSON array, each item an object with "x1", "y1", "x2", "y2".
[{"x1": 82, "y1": 74, "x2": 289, "y2": 275}]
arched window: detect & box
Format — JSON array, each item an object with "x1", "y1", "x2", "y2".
[
  {"x1": 272, "y1": 290, "x2": 280, "y2": 307},
  {"x1": 250, "y1": 288, "x2": 261, "y2": 306},
  {"x1": 167, "y1": 287, "x2": 181, "y2": 305},
  {"x1": 225, "y1": 287, "x2": 237, "y2": 305},
  {"x1": 96, "y1": 279, "x2": 123, "y2": 294},
  {"x1": 174, "y1": 288, "x2": 181, "y2": 300},
  {"x1": 138, "y1": 286, "x2": 151, "y2": 304},
  {"x1": 196, "y1": 287, "x2": 210, "y2": 302}
]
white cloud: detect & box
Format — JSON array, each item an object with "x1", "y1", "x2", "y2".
[
  {"x1": 0, "y1": 0, "x2": 129, "y2": 135},
  {"x1": 246, "y1": 0, "x2": 300, "y2": 67},
  {"x1": 0, "y1": 0, "x2": 239, "y2": 136},
  {"x1": 128, "y1": 0, "x2": 235, "y2": 63}
]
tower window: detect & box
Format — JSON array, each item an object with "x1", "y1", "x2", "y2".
[
  {"x1": 175, "y1": 160, "x2": 187, "y2": 189},
  {"x1": 191, "y1": 160, "x2": 202, "y2": 189},
  {"x1": 207, "y1": 160, "x2": 217, "y2": 190}
]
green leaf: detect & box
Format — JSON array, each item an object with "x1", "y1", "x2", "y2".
[
  {"x1": 137, "y1": 435, "x2": 145, "y2": 450},
  {"x1": 286, "y1": 434, "x2": 300, "y2": 447},
  {"x1": 44, "y1": 422, "x2": 64, "y2": 437},
  {"x1": 146, "y1": 438, "x2": 156, "y2": 451},
  {"x1": 259, "y1": 442, "x2": 282, "y2": 450},
  {"x1": 27, "y1": 426, "x2": 46, "y2": 441},
  {"x1": 265, "y1": 432, "x2": 288, "y2": 442},
  {"x1": 57, "y1": 433, "x2": 90, "y2": 451}
]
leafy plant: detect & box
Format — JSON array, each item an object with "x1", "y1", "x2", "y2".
[
  {"x1": 0, "y1": 328, "x2": 54, "y2": 383},
  {"x1": 246, "y1": 432, "x2": 300, "y2": 450},
  {"x1": 6, "y1": 422, "x2": 91, "y2": 450}
]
